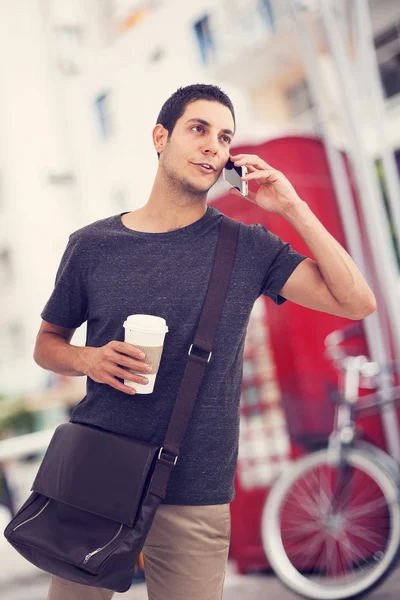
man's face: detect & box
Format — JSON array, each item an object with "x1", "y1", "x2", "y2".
[{"x1": 157, "y1": 100, "x2": 235, "y2": 197}]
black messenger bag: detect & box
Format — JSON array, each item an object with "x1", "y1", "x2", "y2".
[{"x1": 4, "y1": 215, "x2": 240, "y2": 593}]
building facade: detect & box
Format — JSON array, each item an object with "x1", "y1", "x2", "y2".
[{"x1": 0, "y1": 0, "x2": 399, "y2": 400}]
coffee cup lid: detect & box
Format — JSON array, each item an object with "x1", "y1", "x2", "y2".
[{"x1": 123, "y1": 314, "x2": 168, "y2": 334}]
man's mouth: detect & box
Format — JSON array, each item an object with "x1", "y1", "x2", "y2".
[{"x1": 193, "y1": 163, "x2": 216, "y2": 174}]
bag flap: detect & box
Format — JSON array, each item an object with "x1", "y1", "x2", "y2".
[{"x1": 31, "y1": 422, "x2": 159, "y2": 527}]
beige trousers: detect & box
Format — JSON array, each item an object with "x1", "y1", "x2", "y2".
[{"x1": 47, "y1": 503, "x2": 231, "y2": 600}]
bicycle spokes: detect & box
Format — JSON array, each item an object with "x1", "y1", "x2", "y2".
[{"x1": 280, "y1": 463, "x2": 392, "y2": 583}]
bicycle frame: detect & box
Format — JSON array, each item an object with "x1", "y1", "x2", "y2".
[
  {"x1": 328, "y1": 356, "x2": 365, "y2": 463},
  {"x1": 325, "y1": 326, "x2": 400, "y2": 486}
]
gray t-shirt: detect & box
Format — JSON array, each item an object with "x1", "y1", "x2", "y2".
[{"x1": 41, "y1": 205, "x2": 307, "y2": 505}]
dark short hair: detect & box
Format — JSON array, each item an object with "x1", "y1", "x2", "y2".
[{"x1": 155, "y1": 83, "x2": 236, "y2": 158}]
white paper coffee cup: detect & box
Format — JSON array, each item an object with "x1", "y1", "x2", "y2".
[{"x1": 123, "y1": 314, "x2": 168, "y2": 394}]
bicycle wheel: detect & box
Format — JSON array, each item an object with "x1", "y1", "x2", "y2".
[{"x1": 262, "y1": 448, "x2": 400, "y2": 600}]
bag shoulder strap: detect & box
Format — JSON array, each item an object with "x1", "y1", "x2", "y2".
[
  {"x1": 150, "y1": 215, "x2": 240, "y2": 498},
  {"x1": 161, "y1": 214, "x2": 240, "y2": 461}
]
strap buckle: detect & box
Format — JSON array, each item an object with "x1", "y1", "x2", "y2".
[
  {"x1": 188, "y1": 344, "x2": 212, "y2": 363},
  {"x1": 158, "y1": 447, "x2": 178, "y2": 466}
]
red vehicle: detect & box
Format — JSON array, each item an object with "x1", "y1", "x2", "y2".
[{"x1": 211, "y1": 135, "x2": 396, "y2": 574}]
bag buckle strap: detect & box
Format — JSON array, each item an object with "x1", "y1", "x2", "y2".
[
  {"x1": 158, "y1": 447, "x2": 178, "y2": 466},
  {"x1": 188, "y1": 343, "x2": 212, "y2": 364}
]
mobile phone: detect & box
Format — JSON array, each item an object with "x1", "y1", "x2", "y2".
[{"x1": 223, "y1": 158, "x2": 248, "y2": 196}]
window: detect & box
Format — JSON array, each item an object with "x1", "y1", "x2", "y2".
[
  {"x1": 238, "y1": 298, "x2": 290, "y2": 489},
  {"x1": 55, "y1": 26, "x2": 82, "y2": 76},
  {"x1": 148, "y1": 46, "x2": 166, "y2": 64},
  {"x1": 0, "y1": 248, "x2": 13, "y2": 286},
  {"x1": 47, "y1": 172, "x2": 75, "y2": 186},
  {"x1": 375, "y1": 25, "x2": 400, "y2": 100},
  {"x1": 193, "y1": 15, "x2": 215, "y2": 65},
  {"x1": 396, "y1": 148, "x2": 400, "y2": 173},
  {"x1": 258, "y1": 0, "x2": 275, "y2": 32},
  {"x1": 94, "y1": 92, "x2": 113, "y2": 140},
  {"x1": 266, "y1": 0, "x2": 291, "y2": 26},
  {"x1": 286, "y1": 80, "x2": 313, "y2": 117}
]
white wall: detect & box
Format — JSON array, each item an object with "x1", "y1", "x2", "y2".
[
  {"x1": 78, "y1": 0, "x2": 255, "y2": 218},
  {"x1": 0, "y1": 0, "x2": 80, "y2": 393},
  {"x1": 0, "y1": 0, "x2": 253, "y2": 396}
]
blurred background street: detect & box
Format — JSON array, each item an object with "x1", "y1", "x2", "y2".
[
  {"x1": 2, "y1": 0, "x2": 400, "y2": 598},
  {"x1": 1, "y1": 549, "x2": 400, "y2": 600}
]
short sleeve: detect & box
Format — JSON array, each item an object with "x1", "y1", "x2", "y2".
[
  {"x1": 250, "y1": 224, "x2": 308, "y2": 305},
  {"x1": 41, "y1": 232, "x2": 88, "y2": 327}
]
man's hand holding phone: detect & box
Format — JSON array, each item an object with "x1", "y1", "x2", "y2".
[
  {"x1": 223, "y1": 157, "x2": 248, "y2": 197},
  {"x1": 227, "y1": 153, "x2": 302, "y2": 215}
]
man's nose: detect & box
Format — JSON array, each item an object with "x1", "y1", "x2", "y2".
[{"x1": 203, "y1": 136, "x2": 219, "y2": 154}]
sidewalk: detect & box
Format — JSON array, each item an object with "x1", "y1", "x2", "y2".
[
  {"x1": 0, "y1": 537, "x2": 272, "y2": 600},
  {"x1": 0, "y1": 493, "x2": 265, "y2": 599},
  {"x1": 2, "y1": 526, "x2": 400, "y2": 600},
  {"x1": 0, "y1": 554, "x2": 274, "y2": 600}
]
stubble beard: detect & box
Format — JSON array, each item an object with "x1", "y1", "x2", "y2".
[{"x1": 163, "y1": 157, "x2": 216, "y2": 201}]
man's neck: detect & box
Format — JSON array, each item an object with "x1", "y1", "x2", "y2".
[
  {"x1": 121, "y1": 205, "x2": 207, "y2": 234},
  {"x1": 122, "y1": 173, "x2": 208, "y2": 233}
]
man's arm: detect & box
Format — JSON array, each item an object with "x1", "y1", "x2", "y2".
[
  {"x1": 279, "y1": 201, "x2": 376, "y2": 320},
  {"x1": 229, "y1": 153, "x2": 376, "y2": 320},
  {"x1": 34, "y1": 320, "x2": 153, "y2": 394},
  {"x1": 33, "y1": 321, "x2": 88, "y2": 376}
]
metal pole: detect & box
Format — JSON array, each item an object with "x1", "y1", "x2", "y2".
[
  {"x1": 290, "y1": 0, "x2": 400, "y2": 460},
  {"x1": 290, "y1": 0, "x2": 389, "y2": 352},
  {"x1": 352, "y1": 0, "x2": 400, "y2": 254},
  {"x1": 320, "y1": 0, "x2": 400, "y2": 459},
  {"x1": 319, "y1": 0, "x2": 400, "y2": 362}
]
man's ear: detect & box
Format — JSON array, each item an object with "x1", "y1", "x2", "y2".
[{"x1": 153, "y1": 124, "x2": 168, "y2": 155}]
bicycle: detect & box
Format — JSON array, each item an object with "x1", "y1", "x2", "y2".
[{"x1": 262, "y1": 322, "x2": 400, "y2": 600}]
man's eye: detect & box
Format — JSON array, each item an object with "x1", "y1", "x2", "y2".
[{"x1": 192, "y1": 126, "x2": 231, "y2": 144}]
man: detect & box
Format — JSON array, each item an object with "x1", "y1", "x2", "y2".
[{"x1": 35, "y1": 84, "x2": 376, "y2": 600}]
